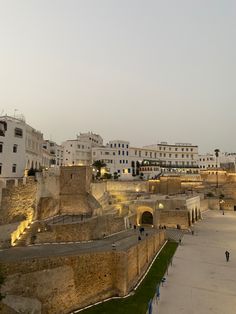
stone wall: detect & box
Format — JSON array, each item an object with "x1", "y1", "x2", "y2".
[
  {"x1": 0, "y1": 178, "x2": 37, "y2": 225},
  {"x1": 107, "y1": 181, "x2": 149, "y2": 193},
  {"x1": 35, "y1": 214, "x2": 125, "y2": 243},
  {"x1": 160, "y1": 210, "x2": 189, "y2": 229},
  {"x1": 0, "y1": 231, "x2": 166, "y2": 314}
]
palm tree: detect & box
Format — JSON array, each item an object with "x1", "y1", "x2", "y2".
[{"x1": 214, "y1": 149, "x2": 220, "y2": 188}]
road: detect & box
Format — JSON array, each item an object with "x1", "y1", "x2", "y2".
[
  {"x1": 0, "y1": 227, "x2": 157, "y2": 262},
  {"x1": 154, "y1": 210, "x2": 236, "y2": 314}
]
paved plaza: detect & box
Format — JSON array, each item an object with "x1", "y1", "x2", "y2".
[{"x1": 154, "y1": 210, "x2": 236, "y2": 314}]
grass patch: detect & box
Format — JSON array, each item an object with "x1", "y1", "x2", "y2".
[{"x1": 80, "y1": 241, "x2": 178, "y2": 314}]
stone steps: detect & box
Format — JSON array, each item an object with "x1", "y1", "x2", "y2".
[{"x1": 13, "y1": 222, "x2": 40, "y2": 247}]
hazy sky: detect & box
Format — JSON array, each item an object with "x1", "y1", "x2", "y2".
[{"x1": 1, "y1": 0, "x2": 236, "y2": 153}]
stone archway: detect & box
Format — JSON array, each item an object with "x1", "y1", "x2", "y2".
[{"x1": 141, "y1": 211, "x2": 153, "y2": 225}]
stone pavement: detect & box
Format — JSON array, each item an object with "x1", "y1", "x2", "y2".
[
  {"x1": 153, "y1": 210, "x2": 236, "y2": 314},
  {"x1": 0, "y1": 227, "x2": 157, "y2": 261}
]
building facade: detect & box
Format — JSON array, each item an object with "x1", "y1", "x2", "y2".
[
  {"x1": 62, "y1": 132, "x2": 103, "y2": 166},
  {"x1": 92, "y1": 140, "x2": 199, "y2": 179}
]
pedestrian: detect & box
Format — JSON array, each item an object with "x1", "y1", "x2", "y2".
[
  {"x1": 134, "y1": 224, "x2": 136, "y2": 230},
  {"x1": 191, "y1": 230, "x2": 194, "y2": 235},
  {"x1": 179, "y1": 238, "x2": 181, "y2": 245},
  {"x1": 138, "y1": 236, "x2": 141, "y2": 241},
  {"x1": 225, "y1": 250, "x2": 230, "y2": 262}
]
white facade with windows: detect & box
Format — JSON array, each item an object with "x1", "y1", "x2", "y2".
[
  {"x1": 92, "y1": 140, "x2": 199, "y2": 179},
  {"x1": 198, "y1": 154, "x2": 217, "y2": 170},
  {"x1": 143, "y1": 142, "x2": 199, "y2": 174},
  {"x1": 0, "y1": 115, "x2": 43, "y2": 178},
  {"x1": 43, "y1": 140, "x2": 63, "y2": 167},
  {"x1": 62, "y1": 132, "x2": 103, "y2": 166}
]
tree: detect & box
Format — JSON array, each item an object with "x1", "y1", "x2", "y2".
[
  {"x1": 92, "y1": 160, "x2": 106, "y2": 178},
  {"x1": 214, "y1": 149, "x2": 220, "y2": 188}
]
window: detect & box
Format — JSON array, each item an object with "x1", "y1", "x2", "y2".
[
  {"x1": 114, "y1": 143, "x2": 116, "y2": 148},
  {"x1": 0, "y1": 142, "x2": 3, "y2": 153},
  {"x1": 15, "y1": 128, "x2": 23, "y2": 138},
  {"x1": 113, "y1": 152, "x2": 115, "y2": 155},
  {"x1": 169, "y1": 154, "x2": 171, "y2": 157},
  {"x1": 126, "y1": 145, "x2": 129, "y2": 148},
  {"x1": 0, "y1": 121, "x2": 7, "y2": 136},
  {"x1": 0, "y1": 163, "x2": 2, "y2": 174},
  {"x1": 12, "y1": 164, "x2": 16, "y2": 173},
  {"x1": 122, "y1": 151, "x2": 124, "y2": 155},
  {"x1": 122, "y1": 144, "x2": 124, "y2": 148},
  {"x1": 118, "y1": 143, "x2": 120, "y2": 147},
  {"x1": 118, "y1": 150, "x2": 120, "y2": 155},
  {"x1": 182, "y1": 154, "x2": 184, "y2": 158},
  {"x1": 13, "y1": 144, "x2": 17, "y2": 153},
  {"x1": 126, "y1": 151, "x2": 128, "y2": 156},
  {"x1": 135, "y1": 150, "x2": 137, "y2": 155},
  {"x1": 175, "y1": 148, "x2": 178, "y2": 151},
  {"x1": 175, "y1": 154, "x2": 178, "y2": 158}
]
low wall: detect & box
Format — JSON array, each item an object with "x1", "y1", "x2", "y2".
[
  {"x1": 160, "y1": 210, "x2": 189, "y2": 229},
  {"x1": 0, "y1": 231, "x2": 165, "y2": 314},
  {"x1": 107, "y1": 181, "x2": 149, "y2": 193},
  {"x1": 35, "y1": 214, "x2": 125, "y2": 244}
]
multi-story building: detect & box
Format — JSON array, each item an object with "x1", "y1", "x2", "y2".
[
  {"x1": 143, "y1": 142, "x2": 199, "y2": 174},
  {"x1": 198, "y1": 154, "x2": 217, "y2": 170},
  {"x1": 42, "y1": 140, "x2": 64, "y2": 167},
  {"x1": 199, "y1": 152, "x2": 236, "y2": 172},
  {"x1": 0, "y1": 115, "x2": 43, "y2": 178},
  {"x1": 62, "y1": 132, "x2": 103, "y2": 166},
  {"x1": 92, "y1": 140, "x2": 199, "y2": 179}
]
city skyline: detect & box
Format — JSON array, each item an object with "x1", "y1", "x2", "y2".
[{"x1": 1, "y1": 1, "x2": 236, "y2": 152}]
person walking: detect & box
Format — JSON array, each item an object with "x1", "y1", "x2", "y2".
[{"x1": 225, "y1": 250, "x2": 230, "y2": 262}]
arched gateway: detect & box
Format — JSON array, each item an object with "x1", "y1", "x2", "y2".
[{"x1": 141, "y1": 211, "x2": 153, "y2": 225}]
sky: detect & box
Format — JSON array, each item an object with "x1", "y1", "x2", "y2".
[{"x1": 0, "y1": 0, "x2": 236, "y2": 153}]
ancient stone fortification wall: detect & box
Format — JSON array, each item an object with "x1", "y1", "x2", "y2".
[
  {"x1": 35, "y1": 214, "x2": 125, "y2": 243},
  {"x1": 0, "y1": 178, "x2": 37, "y2": 225},
  {"x1": 91, "y1": 182, "x2": 107, "y2": 200},
  {"x1": 160, "y1": 210, "x2": 189, "y2": 228},
  {"x1": 36, "y1": 166, "x2": 101, "y2": 220},
  {"x1": 0, "y1": 231, "x2": 165, "y2": 314},
  {"x1": 107, "y1": 181, "x2": 149, "y2": 193}
]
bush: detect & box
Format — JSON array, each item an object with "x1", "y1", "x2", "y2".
[{"x1": 206, "y1": 192, "x2": 214, "y2": 197}]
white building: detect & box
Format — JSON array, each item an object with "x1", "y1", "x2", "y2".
[
  {"x1": 198, "y1": 154, "x2": 217, "y2": 170},
  {"x1": 199, "y1": 152, "x2": 236, "y2": 171},
  {"x1": 0, "y1": 115, "x2": 43, "y2": 178},
  {"x1": 92, "y1": 140, "x2": 199, "y2": 179},
  {"x1": 62, "y1": 132, "x2": 103, "y2": 166},
  {"x1": 143, "y1": 142, "x2": 199, "y2": 174},
  {"x1": 42, "y1": 140, "x2": 63, "y2": 167}
]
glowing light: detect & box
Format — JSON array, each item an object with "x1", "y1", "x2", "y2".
[{"x1": 158, "y1": 203, "x2": 164, "y2": 209}]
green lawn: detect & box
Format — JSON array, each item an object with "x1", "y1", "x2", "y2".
[{"x1": 80, "y1": 241, "x2": 178, "y2": 314}]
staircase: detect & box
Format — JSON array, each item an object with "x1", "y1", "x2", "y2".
[
  {"x1": 13, "y1": 221, "x2": 40, "y2": 247},
  {"x1": 165, "y1": 228, "x2": 185, "y2": 242}
]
